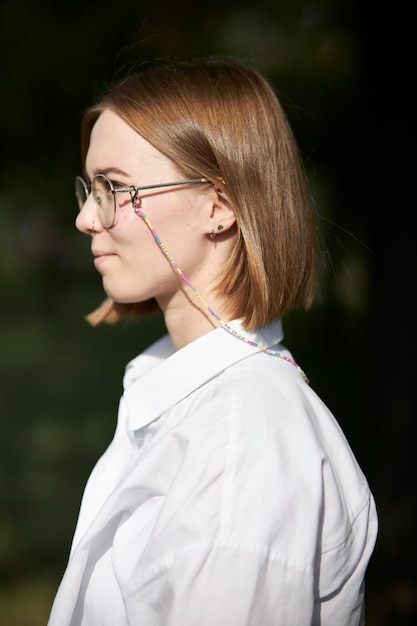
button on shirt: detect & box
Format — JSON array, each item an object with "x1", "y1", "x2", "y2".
[{"x1": 48, "y1": 319, "x2": 378, "y2": 626}]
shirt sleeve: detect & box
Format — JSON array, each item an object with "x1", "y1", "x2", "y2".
[
  {"x1": 116, "y1": 361, "x2": 375, "y2": 626},
  {"x1": 122, "y1": 538, "x2": 317, "y2": 626}
]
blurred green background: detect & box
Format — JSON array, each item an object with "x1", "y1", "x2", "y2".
[{"x1": 0, "y1": 0, "x2": 414, "y2": 624}]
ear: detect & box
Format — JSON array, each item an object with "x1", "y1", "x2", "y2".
[{"x1": 207, "y1": 186, "x2": 236, "y2": 235}]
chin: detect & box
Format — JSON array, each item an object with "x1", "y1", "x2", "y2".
[{"x1": 105, "y1": 289, "x2": 154, "y2": 305}]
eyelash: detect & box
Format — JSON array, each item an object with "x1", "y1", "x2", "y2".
[
  {"x1": 85, "y1": 176, "x2": 129, "y2": 192},
  {"x1": 110, "y1": 180, "x2": 129, "y2": 191}
]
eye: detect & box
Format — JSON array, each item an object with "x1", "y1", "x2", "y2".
[
  {"x1": 110, "y1": 179, "x2": 130, "y2": 192},
  {"x1": 92, "y1": 176, "x2": 112, "y2": 206}
]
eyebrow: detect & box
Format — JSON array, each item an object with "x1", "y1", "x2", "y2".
[{"x1": 85, "y1": 166, "x2": 131, "y2": 179}]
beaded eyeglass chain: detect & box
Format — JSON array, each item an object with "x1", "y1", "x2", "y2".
[{"x1": 134, "y1": 206, "x2": 309, "y2": 383}]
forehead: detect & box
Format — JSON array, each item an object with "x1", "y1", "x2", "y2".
[{"x1": 85, "y1": 109, "x2": 171, "y2": 176}]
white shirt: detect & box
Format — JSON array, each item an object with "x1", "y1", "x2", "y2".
[{"x1": 48, "y1": 319, "x2": 377, "y2": 626}]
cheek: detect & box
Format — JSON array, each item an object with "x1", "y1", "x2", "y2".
[
  {"x1": 114, "y1": 209, "x2": 168, "y2": 274},
  {"x1": 112, "y1": 202, "x2": 146, "y2": 243},
  {"x1": 140, "y1": 195, "x2": 198, "y2": 243},
  {"x1": 120, "y1": 194, "x2": 203, "y2": 274},
  {"x1": 115, "y1": 199, "x2": 137, "y2": 227}
]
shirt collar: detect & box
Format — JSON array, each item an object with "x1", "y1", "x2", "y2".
[{"x1": 123, "y1": 319, "x2": 284, "y2": 431}]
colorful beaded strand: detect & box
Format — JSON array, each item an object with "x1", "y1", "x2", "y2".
[{"x1": 136, "y1": 207, "x2": 309, "y2": 383}]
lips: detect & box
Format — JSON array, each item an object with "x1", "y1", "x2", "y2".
[
  {"x1": 92, "y1": 250, "x2": 116, "y2": 267},
  {"x1": 92, "y1": 249, "x2": 112, "y2": 258}
]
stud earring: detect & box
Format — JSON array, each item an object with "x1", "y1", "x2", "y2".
[
  {"x1": 91, "y1": 220, "x2": 95, "y2": 232},
  {"x1": 209, "y1": 224, "x2": 224, "y2": 239}
]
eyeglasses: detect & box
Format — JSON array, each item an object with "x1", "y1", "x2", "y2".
[{"x1": 75, "y1": 173, "x2": 209, "y2": 229}]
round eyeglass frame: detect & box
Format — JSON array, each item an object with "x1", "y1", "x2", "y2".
[{"x1": 75, "y1": 173, "x2": 209, "y2": 229}]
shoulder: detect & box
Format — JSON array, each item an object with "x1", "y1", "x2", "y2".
[
  {"x1": 223, "y1": 350, "x2": 370, "y2": 482},
  {"x1": 203, "y1": 352, "x2": 373, "y2": 531},
  {"x1": 217, "y1": 351, "x2": 331, "y2": 440}
]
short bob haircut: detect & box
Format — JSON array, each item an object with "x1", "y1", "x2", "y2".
[{"x1": 80, "y1": 57, "x2": 317, "y2": 332}]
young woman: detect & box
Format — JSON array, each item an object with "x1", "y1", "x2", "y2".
[{"x1": 48, "y1": 57, "x2": 377, "y2": 625}]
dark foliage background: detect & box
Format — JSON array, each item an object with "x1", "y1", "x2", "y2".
[{"x1": 0, "y1": 1, "x2": 414, "y2": 624}]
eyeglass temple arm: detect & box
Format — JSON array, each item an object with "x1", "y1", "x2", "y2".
[{"x1": 112, "y1": 178, "x2": 208, "y2": 196}]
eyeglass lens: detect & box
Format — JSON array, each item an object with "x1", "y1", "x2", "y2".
[
  {"x1": 75, "y1": 175, "x2": 116, "y2": 228},
  {"x1": 91, "y1": 175, "x2": 116, "y2": 228},
  {"x1": 75, "y1": 176, "x2": 89, "y2": 210}
]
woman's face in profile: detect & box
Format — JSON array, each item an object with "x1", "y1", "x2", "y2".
[{"x1": 76, "y1": 109, "x2": 214, "y2": 313}]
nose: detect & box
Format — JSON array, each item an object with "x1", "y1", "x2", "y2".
[{"x1": 75, "y1": 195, "x2": 101, "y2": 235}]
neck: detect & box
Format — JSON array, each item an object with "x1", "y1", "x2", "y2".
[{"x1": 160, "y1": 288, "x2": 231, "y2": 350}]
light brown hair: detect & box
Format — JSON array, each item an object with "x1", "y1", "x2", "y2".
[{"x1": 80, "y1": 57, "x2": 317, "y2": 332}]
